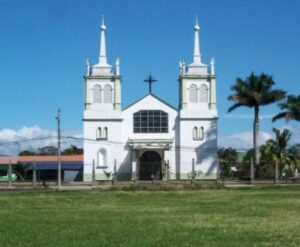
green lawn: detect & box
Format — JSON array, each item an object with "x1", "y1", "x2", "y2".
[{"x1": 0, "y1": 187, "x2": 299, "y2": 247}]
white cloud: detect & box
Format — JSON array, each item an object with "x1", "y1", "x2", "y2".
[
  {"x1": 279, "y1": 125, "x2": 300, "y2": 146},
  {"x1": 219, "y1": 131, "x2": 272, "y2": 150},
  {"x1": 221, "y1": 114, "x2": 274, "y2": 120},
  {"x1": 0, "y1": 125, "x2": 82, "y2": 155},
  {"x1": 219, "y1": 126, "x2": 300, "y2": 150}
]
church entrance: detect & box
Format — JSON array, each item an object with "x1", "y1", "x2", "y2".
[{"x1": 139, "y1": 151, "x2": 162, "y2": 180}]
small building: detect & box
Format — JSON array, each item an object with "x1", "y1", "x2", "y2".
[{"x1": 0, "y1": 155, "x2": 83, "y2": 182}]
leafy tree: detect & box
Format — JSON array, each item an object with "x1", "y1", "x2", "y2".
[
  {"x1": 243, "y1": 146, "x2": 272, "y2": 178},
  {"x1": 62, "y1": 145, "x2": 83, "y2": 155},
  {"x1": 13, "y1": 163, "x2": 29, "y2": 180},
  {"x1": 228, "y1": 72, "x2": 286, "y2": 166},
  {"x1": 265, "y1": 128, "x2": 297, "y2": 180},
  {"x1": 19, "y1": 150, "x2": 36, "y2": 156},
  {"x1": 218, "y1": 148, "x2": 238, "y2": 177},
  {"x1": 273, "y1": 94, "x2": 300, "y2": 122},
  {"x1": 38, "y1": 146, "x2": 58, "y2": 155},
  {"x1": 288, "y1": 144, "x2": 300, "y2": 159}
]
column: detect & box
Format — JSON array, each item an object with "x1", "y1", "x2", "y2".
[
  {"x1": 180, "y1": 78, "x2": 187, "y2": 109},
  {"x1": 131, "y1": 149, "x2": 137, "y2": 180},
  {"x1": 114, "y1": 77, "x2": 121, "y2": 110},
  {"x1": 210, "y1": 76, "x2": 216, "y2": 110}
]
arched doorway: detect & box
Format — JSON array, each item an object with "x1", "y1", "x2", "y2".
[{"x1": 139, "y1": 151, "x2": 162, "y2": 180}]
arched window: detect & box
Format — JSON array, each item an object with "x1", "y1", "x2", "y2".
[
  {"x1": 200, "y1": 84, "x2": 208, "y2": 103},
  {"x1": 193, "y1": 126, "x2": 204, "y2": 140},
  {"x1": 103, "y1": 127, "x2": 108, "y2": 139},
  {"x1": 104, "y1": 84, "x2": 112, "y2": 103},
  {"x1": 96, "y1": 127, "x2": 102, "y2": 140},
  {"x1": 97, "y1": 148, "x2": 107, "y2": 167},
  {"x1": 96, "y1": 127, "x2": 108, "y2": 140},
  {"x1": 189, "y1": 84, "x2": 198, "y2": 103},
  {"x1": 193, "y1": 127, "x2": 198, "y2": 139},
  {"x1": 93, "y1": 85, "x2": 102, "y2": 103},
  {"x1": 199, "y1": 127, "x2": 204, "y2": 139}
]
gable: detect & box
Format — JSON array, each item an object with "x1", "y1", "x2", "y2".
[{"x1": 122, "y1": 93, "x2": 177, "y2": 113}]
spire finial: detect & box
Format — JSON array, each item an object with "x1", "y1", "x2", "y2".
[
  {"x1": 193, "y1": 16, "x2": 201, "y2": 64},
  {"x1": 210, "y1": 57, "x2": 215, "y2": 75},
  {"x1": 99, "y1": 15, "x2": 107, "y2": 64},
  {"x1": 86, "y1": 58, "x2": 91, "y2": 75},
  {"x1": 101, "y1": 15, "x2": 106, "y2": 30},
  {"x1": 195, "y1": 15, "x2": 199, "y2": 29}
]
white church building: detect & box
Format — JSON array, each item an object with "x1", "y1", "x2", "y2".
[{"x1": 83, "y1": 18, "x2": 218, "y2": 181}]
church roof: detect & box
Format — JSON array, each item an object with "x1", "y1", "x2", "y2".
[{"x1": 122, "y1": 93, "x2": 177, "y2": 111}]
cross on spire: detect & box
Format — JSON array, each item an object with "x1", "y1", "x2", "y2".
[{"x1": 144, "y1": 75, "x2": 157, "y2": 94}]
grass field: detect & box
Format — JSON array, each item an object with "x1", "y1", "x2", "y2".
[{"x1": 0, "y1": 187, "x2": 299, "y2": 247}]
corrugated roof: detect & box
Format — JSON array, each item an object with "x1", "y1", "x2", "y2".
[{"x1": 0, "y1": 155, "x2": 83, "y2": 165}]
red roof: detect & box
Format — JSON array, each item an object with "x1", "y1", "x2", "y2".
[{"x1": 0, "y1": 155, "x2": 83, "y2": 164}]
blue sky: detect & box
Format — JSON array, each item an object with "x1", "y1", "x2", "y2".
[{"x1": 0, "y1": 0, "x2": 299, "y2": 150}]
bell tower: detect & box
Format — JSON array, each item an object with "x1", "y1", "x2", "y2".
[
  {"x1": 177, "y1": 18, "x2": 218, "y2": 180},
  {"x1": 83, "y1": 17, "x2": 122, "y2": 181},
  {"x1": 178, "y1": 18, "x2": 216, "y2": 114},
  {"x1": 84, "y1": 16, "x2": 121, "y2": 113}
]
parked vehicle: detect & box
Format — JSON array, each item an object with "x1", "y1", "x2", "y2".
[{"x1": 0, "y1": 170, "x2": 17, "y2": 182}]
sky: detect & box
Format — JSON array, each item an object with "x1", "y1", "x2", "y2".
[{"x1": 0, "y1": 0, "x2": 299, "y2": 153}]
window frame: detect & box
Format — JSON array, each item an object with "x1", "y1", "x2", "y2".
[{"x1": 133, "y1": 110, "x2": 168, "y2": 133}]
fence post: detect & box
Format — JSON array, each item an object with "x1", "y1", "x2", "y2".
[
  {"x1": 274, "y1": 159, "x2": 279, "y2": 184},
  {"x1": 32, "y1": 161, "x2": 37, "y2": 188},
  {"x1": 167, "y1": 160, "x2": 170, "y2": 181},
  {"x1": 113, "y1": 159, "x2": 117, "y2": 185},
  {"x1": 92, "y1": 159, "x2": 96, "y2": 187},
  {"x1": 250, "y1": 158, "x2": 254, "y2": 185},
  {"x1": 216, "y1": 158, "x2": 221, "y2": 186},
  {"x1": 8, "y1": 160, "x2": 12, "y2": 188},
  {"x1": 191, "y1": 158, "x2": 195, "y2": 184}
]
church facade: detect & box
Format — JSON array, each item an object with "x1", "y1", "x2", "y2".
[{"x1": 83, "y1": 19, "x2": 218, "y2": 181}]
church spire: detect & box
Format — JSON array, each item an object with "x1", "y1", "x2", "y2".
[
  {"x1": 99, "y1": 15, "x2": 107, "y2": 65},
  {"x1": 193, "y1": 16, "x2": 201, "y2": 64}
]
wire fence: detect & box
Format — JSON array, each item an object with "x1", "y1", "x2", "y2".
[{"x1": 219, "y1": 159, "x2": 300, "y2": 182}]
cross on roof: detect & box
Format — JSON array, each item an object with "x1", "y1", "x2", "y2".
[{"x1": 144, "y1": 75, "x2": 157, "y2": 94}]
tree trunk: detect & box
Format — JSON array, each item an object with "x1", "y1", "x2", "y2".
[
  {"x1": 253, "y1": 106, "x2": 260, "y2": 169},
  {"x1": 274, "y1": 159, "x2": 279, "y2": 184},
  {"x1": 250, "y1": 157, "x2": 254, "y2": 185}
]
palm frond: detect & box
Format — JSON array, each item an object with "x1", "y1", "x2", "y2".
[{"x1": 228, "y1": 103, "x2": 246, "y2": 113}]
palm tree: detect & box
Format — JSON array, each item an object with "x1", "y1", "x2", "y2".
[
  {"x1": 228, "y1": 72, "x2": 286, "y2": 167},
  {"x1": 266, "y1": 128, "x2": 296, "y2": 183},
  {"x1": 272, "y1": 94, "x2": 300, "y2": 122}
]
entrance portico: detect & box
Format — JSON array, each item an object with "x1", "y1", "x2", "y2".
[{"x1": 128, "y1": 139, "x2": 173, "y2": 180}]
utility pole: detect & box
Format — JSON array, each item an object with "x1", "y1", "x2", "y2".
[
  {"x1": 56, "y1": 109, "x2": 62, "y2": 190},
  {"x1": 8, "y1": 160, "x2": 12, "y2": 188},
  {"x1": 32, "y1": 161, "x2": 37, "y2": 189}
]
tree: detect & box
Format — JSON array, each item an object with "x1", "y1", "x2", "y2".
[
  {"x1": 288, "y1": 144, "x2": 300, "y2": 159},
  {"x1": 13, "y1": 163, "x2": 29, "y2": 180},
  {"x1": 265, "y1": 128, "x2": 297, "y2": 182},
  {"x1": 218, "y1": 148, "x2": 238, "y2": 177},
  {"x1": 62, "y1": 145, "x2": 83, "y2": 155},
  {"x1": 273, "y1": 94, "x2": 300, "y2": 122},
  {"x1": 228, "y1": 72, "x2": 286, "y2": 167},
  {"x1": 19, "y1": 150, "x2": 36, "y2": 156},
  {"x1": 38, "y1": 146, "x2": 58, "y2": 155},
  {"x1": 288, "y1": 144, "x2": 300, "y2": 171}
]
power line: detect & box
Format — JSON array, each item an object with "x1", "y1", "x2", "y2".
[{"x1": 0, "y1": 136, "x2": 56, "y2": 145}]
